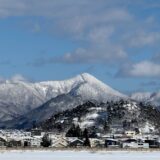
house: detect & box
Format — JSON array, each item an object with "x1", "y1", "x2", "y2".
[
  {"x1": 145, "y1": 139, "x2": 160, "y2": 148},
  {"x1": 113, "y1": 133, "x2": 124, "y2": 139},
  {"x1": 105, "y1": 139, "x2": 121, "y2": 148},
  {"x1": 90, "y1": 138, "x2": 105, "y2": 148},
  {"x1": 21, "y1": 136, "x2": 34, "y2": 147},
  {"x1": 31, "y1": 129, "x2": 42, "y2": 137},
  {"x1": 69, "y1": 138, "x2": 84, "y2": 148},
  {"x1": 122, "y1": 142, "x2": 149, "y2": 149},
  {"x1": 122, "y1": 139, "x2": 149, "y2": 149},
  {"x1": 48, "y1": 133, "x2": 64, "y2": 141},
  {"x1": 23, "y1": 140, "x2": 31, "y2": 147},
  {"x1": 0, "y1": 137, "x2": 6, "y2": 147},
  {"x1": 6, "y1": 140, "x2": 22, "y2": 148},
  {"x1": 124, "y1": 138, "x2": 137, "y2": 143},
  {"x1": 125, "y1": 131, "x2": 136, "y2": 137},
  {"x1": 30, "y1": 138, "x2": 41, "y2": 147},
  {"x1": 23, "y1": 132, "x2": 31, "y2": 137},
  {"x1": 22, "y1": 137, "x2": 42, "y2": 148},
  {"x1": 101, "y1": 134, "x2": 112, "y2": 139},
  {"x1": 51, "y1": 138, "x2": 69, "y2": 148}
]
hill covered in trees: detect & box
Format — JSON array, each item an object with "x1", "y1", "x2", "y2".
[{"x1": 37, "y1": 100, "x2": 160, "y2": 135}]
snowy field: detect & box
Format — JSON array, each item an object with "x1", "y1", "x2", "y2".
[{"x1": 0, "y1": 150, "x2": 159, "y2": 160}]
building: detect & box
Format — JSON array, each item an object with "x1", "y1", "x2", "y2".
[
  {"x1": 30, "y1": 138, "x2": 42, "y2": 147},
  {"x1": 122, "y1": 139, "x2": 149, "y2": 149},
  {"x1": 122, "y1": 142, "x2": 149, "y2": 149},
  {"x1": 6, "y1": 140, "x2": 22, "y2": 148},
  {"x1": 51, "y1": 138, "x2": 69, "y2": 148},
  {"x1": 145, "y1": 139, "x2": 160, "y2": 148},
  {"x1": 31, "y1": 129, "x2": 42, "y2": 137},
  {"x1": 105, "y1": 139, "x2": 121, "y2": 148},
  {"x1": 69, "y1": 139, "x2": 84, "y2": 148},
  {"x1": 125, "y1": 131, "x2": 136, "y2": 137},
  {"x1": 0, "y1": 137, "x2": 6, "y2": 147},
  {"x1": 90, "y1": 138, "x2": 105, "y2": 148}
]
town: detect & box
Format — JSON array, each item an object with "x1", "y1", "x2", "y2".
[{"x1": 0, "y1": 128, "x2": 159, "y2": 149}]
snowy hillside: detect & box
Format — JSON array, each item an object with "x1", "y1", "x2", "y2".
[
  {"x1": 69, "y1": 73, "x2": 127, "y2": 102},
  {"x1": 0, "y1": 81, "x2": 45, "y2": 121},
  {"x1": 2, "y1": 94, "x2": 84, "y2": 129},
  {"x1": 36, "y1": 72, "x2": 128, "y2": 102},
  {"x1": 37, "y1": 100, "x2": 160, "y2": 135},
  {"x1": 0, "y1": 73, "x2": 127, "y2": 122},
  {"x1": 131, "y1": 92, "x2": 160, "y2": 107}
]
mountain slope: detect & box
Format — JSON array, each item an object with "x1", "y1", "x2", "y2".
[
  {"x1": 131, "y1": 92, "x2": 160, "y2": 107},
  {"x1": 69, "y1": 73, "x2": 127, "y2": 102},
  {"x1": 0, "y1": 81, "x2": 45, "y2": 121},
  {"x1": 38, "y1": 100, "x2": 160, "y2": 135},
  {"x1": 0, "y1": 94, "x2": 83, "y2": 129},
  {"x1": 0, "y1": 73, "x2": 127, "y2": 123}
]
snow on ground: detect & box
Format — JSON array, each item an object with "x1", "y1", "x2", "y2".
[
  {"x1": 85, "y1": 112, "x2": 99, "y2": 119},
  {"x1": 140, "y1": 121, "x2": 155, "y2": 133},
  {"x1": 0, "y1": 150, "x2": 159, "y2": 160},
  {"x1": 80, "y1": 121, "x2": 95, "y2": 128}
]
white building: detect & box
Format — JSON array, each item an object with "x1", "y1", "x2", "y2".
[
  {"x1": 125, "y1": 131, "x2": 136, "y2": 137},
  {"x1": 122, "y1": 142, "x2": 149, "y2": 149},
  {"x1": 30, "y1": 138, "x2": 41, "y2": 147}
]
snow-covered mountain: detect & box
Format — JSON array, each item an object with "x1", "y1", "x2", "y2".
[
  {"x1": 1, "y1": 94, "x2": 83, "y2": 129},
  {"x1": 0, "y1": 73, "x2": 127, "y2": 123},
  {"x1": 131, "y1": 92, "x2": 160, "y2": 107},
  {"x1": 69, "y1": 73, "x2": 127, "y2": 101}
]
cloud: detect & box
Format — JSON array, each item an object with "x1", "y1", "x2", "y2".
[
  {"x1": 117, "y1": 61, "x2": 160, "y2": 77},
  {"x1": 1, "y1": 0, "x2": 160, "y2": 78},
  {"x1": 10, "y1": 74, "x2": 28, "y2": 82},
  {"x1": 57, "y1": 46, "x2": 127, "y2": 64},
  {"x1": 3, "y1": 0, "x2": 133, "y2": 67},
  {"x1": 55, "y1": 8, "x2": 132, "y2": 37},
  {"x1": 31, "y1": 44, "x2": 127, "y2": 66},
  {"x1": 86, "y1": 26, "x2": 115, "y2": 43},
  {"x1": 0, "y1": 74, "x2": 30, "y2": 83},
  {"x1": 0, "y1": 0, "x2": 158, "y2": 19},
  {"x1": 128, "y1": 31, "x2": 160, "y2": 47},
  {"x1": 0, "y1": 0, "x2": 133, "y2": 40},
  {"x1": 0, "y1": 0, "x2": 28, "y2": 17},
  {"x1": 152, "y1": 53, "x2": 160, "y2": 63},
  {"x1": 0, "y1": 0, "x2": 129, "y2": 19}
]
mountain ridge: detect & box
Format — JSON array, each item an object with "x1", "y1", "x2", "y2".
[
  {"x1": 0, "y1": 73, "x2": 159, "y2": 129},
  {"x1": 0, "y1": 73, "x2": 128, "y2": 124},
  {"x1": 131, "y1": 91, "x2": 160, "y2": 107}
]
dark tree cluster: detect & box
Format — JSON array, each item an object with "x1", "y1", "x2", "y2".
[
  {"x1": 41, "y1": 134, "x2": 51, "y2": 147},
  {"x1": 66, "y1": 124, "x2": 82, "y2": 137}
]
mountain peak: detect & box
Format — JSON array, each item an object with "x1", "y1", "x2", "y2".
[
  {"x1": 80, "y1": 72, "x2": 91, "y2": 76},
  {"x1": 79, "y1": 73, "x2": 99, "y2": 82},
  {"x1": 80, "y1": 72, "x2": 94, "y2": 78},
  {"x1": 69, "y1": 72, "x2": 128, "y2": 101}
]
